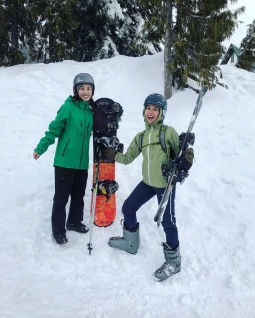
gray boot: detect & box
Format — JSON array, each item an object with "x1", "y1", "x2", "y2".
[
  {"x1": 153, "y1": 243, "x2": 181, "y2": 282},
  {"x1": 108, "y1": 222, "x2": 140, "y2": 255}
]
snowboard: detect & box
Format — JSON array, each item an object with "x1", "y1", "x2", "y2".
[{"x1": 91, "y1": 98, "x2": 123, "y2": 227}]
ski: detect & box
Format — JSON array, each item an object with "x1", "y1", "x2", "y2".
[{"x1": 154, "y1": 85, "x2": 209, "y2": 227}]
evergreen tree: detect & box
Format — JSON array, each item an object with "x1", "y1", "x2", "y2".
[
  {"x1": 28, "y1": 0, "x2": 78, "y2": 63},
  {"x1": 73, "y1": 0, "x2": 109, "y2": 61},
  {"x1": 0, "y1": 0, "x2": 27, "y2": 66},
  {"x1": 109, "y1": 0, "x2": 161, "y2": 56},
  {"x1": 1, "y1": 0, "x2": 161, "y2": 65},
  {"x1": 138, "y1": 0, "x2": 245, "y2": 97},
  {"x1": 0, "y1": 5, "x2": 9, "y2": 65},
  {"x1": 236, "y1": 20, "x2": 255, "y2": 72},
  {"x1": 74, "y1": 0, "x2": 160, "y2": 62}
]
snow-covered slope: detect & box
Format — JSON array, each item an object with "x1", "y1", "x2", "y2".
[{"x1": 0, "y1": 52, "x2": 255, "y2": 318}]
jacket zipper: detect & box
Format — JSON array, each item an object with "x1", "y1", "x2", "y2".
[
  {"x1": 79, "y1": 109, "x2": 86, "y2": 169},
  {"x1": 147, "y1": 126, "x2": 153, "y2": 185},
  {"x1": 62, "y1": 138, "x2": 70, "y2": 157}
]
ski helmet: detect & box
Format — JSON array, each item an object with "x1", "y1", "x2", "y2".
[
  {"x1": 73, "y1": 73, "x2": 95, "y2": 96},
  {"x1": 143, "y1": 93, "x2": 167, "y2": 120}
]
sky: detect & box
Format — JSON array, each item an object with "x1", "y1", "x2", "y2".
[
  {"x1": 0, "y1": 49, "x2": 255, "y2": 317},
  {"x1": 223, "y1": 0, "x2": 255, "y2": 48}
]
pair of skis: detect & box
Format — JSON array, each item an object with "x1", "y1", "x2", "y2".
[{"x1": 154, "y1": 85, "x2": 208, "y2": 226}]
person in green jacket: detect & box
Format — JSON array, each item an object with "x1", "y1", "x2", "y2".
[
  {"x1": 33, "y1": 73, "x2": 95, "y2": 244},
  {"x1": 99, "y1": 93, "x2": 194, "y2": 282}
]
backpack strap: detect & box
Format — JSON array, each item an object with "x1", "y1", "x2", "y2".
[
  {"x1": 138, "y1": 125, "x2": 168, "y2": 153},
  {"x1": 138, "y1": 131, "x2": 145, "y2": 152},
  {"x1": 159, "y1": 125, "x2": 167, "y2": 153}
]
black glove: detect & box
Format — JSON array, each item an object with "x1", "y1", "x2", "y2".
[
  {"x1": 104, "y1": 148, "x2": 117, "y2": 161},
  {"x1": 178, "y1": 148, "x2": 194, "y2": 171},
  {"x1": 117, "y1": 143, "x2": 124, "y2": 153}
]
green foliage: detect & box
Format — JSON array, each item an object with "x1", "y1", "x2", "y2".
[
  {"x1": 73, "y1": 0, "x2": 160, "y2": 62},
  {"x1": 27, "y1": 0, "x2": 79, "y2": 63},
  {"x1": 138, "y1": 0, "x2": 245, "y2": 89},
  {"x1": 236, "y1": 20, "x2": 255, "y2": 72},
  {"x1": 0, "y1": 0, "x2": 27, "y2": 65},
  {"x1": 73, "y1": 0, "x2": 109, "y2": 61},
  {"x1": 1, "y1": 0, "x2": 161, "y2": 65}
]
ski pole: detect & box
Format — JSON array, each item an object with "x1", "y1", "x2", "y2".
[{"x1": 87, "y1": 144, "x2": 101, "y2": 255}]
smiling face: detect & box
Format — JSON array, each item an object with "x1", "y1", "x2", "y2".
[
  {"x1": 144, "y1": 104, "x2": 160, "y2": 124},
  {"x1": 78, "y1": 84, "x2": 93, "y2": 101}
]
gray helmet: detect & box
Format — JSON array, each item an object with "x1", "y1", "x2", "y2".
[
  {"x1": 143, "y1": 93, "x2": 167, "y2": 120},
  {"x1": 73, "y1": 73, "x2": 95, "y2": 96}
]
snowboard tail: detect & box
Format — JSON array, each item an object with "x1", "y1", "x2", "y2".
[{"x1": 93, "y1": 162, "x2": 116, "y2": 226}]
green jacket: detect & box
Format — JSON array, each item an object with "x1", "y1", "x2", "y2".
[
  {"x1": 34, "y1": 96, "x2": 93, "y2": 169},
  {"x1": 115, "y1": 111, "x2": 179, "y2": 188}
]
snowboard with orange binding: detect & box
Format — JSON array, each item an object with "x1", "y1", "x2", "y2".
[{"x1": 91, "y1": 98, "x2": 123, "y2": 227}]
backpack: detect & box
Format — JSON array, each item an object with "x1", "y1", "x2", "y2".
[{"x1": 138, "y1": 124, "x2": 168, "y2": 153}]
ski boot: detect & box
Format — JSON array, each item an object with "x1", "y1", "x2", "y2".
[
  {"x1": 66, "y1": 222, "x2": 89, "y2": 234},
  {"x1": 153, "y1": 243, "x2": 181, "y2": 282},
  {"x1": 108, "y1": 222, "x2": 140, "y2": 254},
  {"x1": 53, "y1": 233, "x2": 68, "y2": 245}
]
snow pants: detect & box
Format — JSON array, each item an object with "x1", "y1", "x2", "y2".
[
  {"x1": 52, "y1": 166, "x2": 88, "y2": 237},
  {"x1": 122, "y1": 181, "x2": 178, "y2": 248}
]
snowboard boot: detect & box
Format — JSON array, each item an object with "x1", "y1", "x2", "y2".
[
  {"x1": 66, "y1": 223, "x2": 89, "y2": 234},
  {"x1": 53, "y1": 233, "x2": 68, "y2": 245},
  {"x1": 153, "y1": 243, "x2": 181, "y2": 282},
  {"x1": 108, "y1": 222, "x2": 140, "y2": 255}
]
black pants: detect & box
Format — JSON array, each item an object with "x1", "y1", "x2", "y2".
[
  {"x1": 122, "y1": 181, "x2": 178, "y2": 248},
  {"x1": 52, "y1": 166, "x2": 88, "y2": 237}
]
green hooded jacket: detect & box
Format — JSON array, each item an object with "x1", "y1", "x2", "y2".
[
  {"x1": 34, "y1": 96, "x2": 93, "y2": 170},
  {"x1": 115, "y1": 110, "x2": 179, "y2": 188}
]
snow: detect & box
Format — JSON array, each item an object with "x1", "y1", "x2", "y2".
[{"x1": 0, "y1": 52, "x2": 255, "y2": 318}]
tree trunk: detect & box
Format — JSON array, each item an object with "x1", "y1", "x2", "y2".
[
  {"x1": 164, "y1": 0, "x2": 173, "y2": 99},
  {"x1": 11, "y1": 13, "x2": 19, "y2": 49},
  {"x1": 48, "y1": 33, "x2": 55, "y2": 63}
]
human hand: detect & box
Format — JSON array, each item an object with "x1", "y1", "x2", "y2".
[
  {"x1": 104, "y1": 148, "x2": 117, "y2": 161},
  {"x1": 178, "y1": 148, "x2": 194, "y2": 171},
  {"x1": 33, "y1": 152, "x2": 40, "y2": 160}
]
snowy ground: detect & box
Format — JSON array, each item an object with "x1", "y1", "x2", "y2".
[{"x1": 0, "y1": 52, "x2": 255, "y2": 318}]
